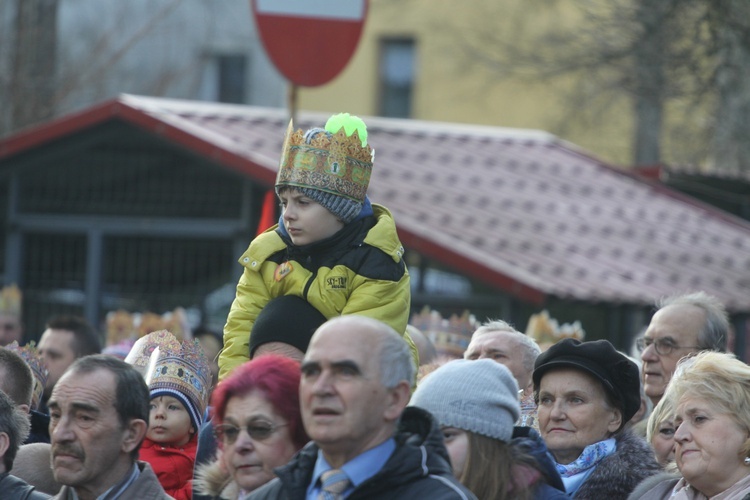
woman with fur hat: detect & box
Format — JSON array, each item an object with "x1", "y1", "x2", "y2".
[
  {"x1": 533, "y1": 338, "x2": 661, "y2": 498},
  {"x1": 410, "y1": 359, "x2": 567, "y2": 499},
  {"x1": 219, "y1": 113, "x2": 415, "y2": 380}
]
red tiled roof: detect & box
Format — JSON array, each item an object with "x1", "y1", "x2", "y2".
[{"x1": 3, "y1": 94, "x2": 750, "y2": 311}]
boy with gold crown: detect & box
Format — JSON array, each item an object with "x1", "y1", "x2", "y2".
[
  {"x1": 139, "y1": 336, "x2": 211, "y2": 500},
  {"x1": 219, "y1": 113, "x2": 415, "y2": 379}
]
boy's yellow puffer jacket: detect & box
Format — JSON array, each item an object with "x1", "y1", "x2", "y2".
[{"x1": 219, "y1": 204, "x2": 415, "y2": 380}]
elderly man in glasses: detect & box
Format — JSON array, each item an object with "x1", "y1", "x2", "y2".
[{"x1": 637, "y1": 291, "x2": 729, "y2": 406}]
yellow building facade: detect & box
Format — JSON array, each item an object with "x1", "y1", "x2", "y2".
[{"x1": 297, "y1": 0, "x2": 636, "y2": 165}]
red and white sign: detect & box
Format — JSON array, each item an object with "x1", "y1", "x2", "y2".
[{"x1": 252, "y1": 0, "x2": 368, "y2": 87}]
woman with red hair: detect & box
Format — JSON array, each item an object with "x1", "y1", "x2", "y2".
[{"x1": 193, "y1": 355, "x2": 308, "y2": 499}]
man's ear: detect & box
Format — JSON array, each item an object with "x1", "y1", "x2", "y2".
[
  {"x1": 0, "y1": 431, "x2": 9, "y2": 462},
  {"x1": 18, "y1": 403, "x2": 29, "y2": 414},
  {"x1": 384, "y1": 380, "x2": 411, "y2": 422},
  {"x1": 121, "y1": 419, "x2": 148, "y2": 454}
]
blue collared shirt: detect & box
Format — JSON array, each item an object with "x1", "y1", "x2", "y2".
[{"x1": 306, "y1": 438, "x2": 396, "y2": 499}]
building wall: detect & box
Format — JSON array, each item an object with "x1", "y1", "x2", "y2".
[
  {"x1": 294, "y1": 0, "x2": 682, "y2": 167},
  {"x1": 0, "y1": 0, "x2": 288, "y2": 131}
]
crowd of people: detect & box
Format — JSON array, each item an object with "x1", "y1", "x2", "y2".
[{"x1": 0, "y1": 113, "x2": 748, "y2": 500}]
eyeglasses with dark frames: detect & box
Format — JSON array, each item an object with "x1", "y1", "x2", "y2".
[
  {"x1": 214, "y1": 421, "x2": 288, "y2": 445},
  {"x1": 636, "y1": 337, "x2": 701, "y2": 356}
]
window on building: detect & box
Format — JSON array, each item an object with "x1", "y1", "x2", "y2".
[
  {"x1": 217, "y1": 55, "x2": 247, "y2": 104},
  {"x1": 378, "y1": 39, "x2": 415, "y2": 118},
  {"x1": 199, "y1": 53, "x2": 248, "y2": 104}
]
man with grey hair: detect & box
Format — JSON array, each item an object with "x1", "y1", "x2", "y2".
[
  {"x1": 638, "y1": 291, "x2": 729, "y2": 406},
  {"x1": 464, "y1": 320, "x2": 541, "y2": 393},
  {"x1": 464, "y1": 320, "x2": 541, "y2": 428},
  {"x1": 249, "y1": 316, "x2": 475, "y2": 499},
  {"x1": 48, "y1": 355, "x2": 170, "y2": 499},
  {"x1": 0, "y1": 390, "x2": 49, "y2": 498}
]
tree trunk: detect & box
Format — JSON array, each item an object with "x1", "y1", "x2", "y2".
[
  {"x1": 711, "y1": 0, "x2": 750, "y2": 171},
  {"x1": 632, "y1": 0, "x2": 668, "y2": 166},
  {"x1": 10, "y1": 0, "x2": 58, "y2": 132}
]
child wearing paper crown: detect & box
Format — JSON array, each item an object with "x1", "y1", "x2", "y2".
[
  {"x1": 219, "y1": 113, "x2": 416, "y2": 380},
  {"x1": 139, "y1": 340, "x2": 211, "y2": 500}
]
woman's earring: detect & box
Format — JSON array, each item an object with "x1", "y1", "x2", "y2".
[{"x1": 744, "y1": 457, "x2": 750, "y2": 466}]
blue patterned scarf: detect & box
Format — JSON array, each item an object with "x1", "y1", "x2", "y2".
[{"x1": 555, "y1": 438, "x2": 616, "y2": 478}]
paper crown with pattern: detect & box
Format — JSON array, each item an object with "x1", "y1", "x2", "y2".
[
  {"x1": 409, "y1": 306, "x2": 479, "y2": 359},
  {"x1": 124, "y1": 329, "x2": 181, "y2": 377},
  {"x1": 138, "y1": 312, "x2": 167, "y2": 338},
  {"x1": 106, "y1": 310, "x2": 136, "y2": 346},
  {"x1": 146, "y1": 339, "x2": 211, "y2": 431},
  {"x1": 276, "y1": 113, "x2": 374, "y2": 204},
  {"x1": 0, "y1": 284, "x2": 22, "y2": 317},
  {"x1": 5, "y1": 341, "x2": 48, "y2": 410},
  {"x1": 525, "y1": 310, "x2": 585, "y2": 349},
  {"x1": 106, "y1": 308, "x2": 192, "y2": 347}
]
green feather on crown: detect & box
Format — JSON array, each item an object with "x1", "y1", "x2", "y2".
[{"x1": 325, "y1": 113, "x2": 368, "y2": 147}]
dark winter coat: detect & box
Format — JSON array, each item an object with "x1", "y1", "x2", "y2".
[
  {"x1": 572, "y1": 431, "x2": 661, "y2": 499},
  {"x1": 511, "y1": 426, "x2": 568, "y2": 500},
  {"x1": 247, "y1": 407, "x2": 476, "y2": 500},
  {"x1": 0, "y1": 472, "x2": 50, "y2": 499}
]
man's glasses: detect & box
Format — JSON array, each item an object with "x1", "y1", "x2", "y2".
[
  {"x1": 636, "y1": 337, "x2": 701, "y2": 356},
  {"x1": 214, "y1": 421, "x2": 287, "y2": 445}
]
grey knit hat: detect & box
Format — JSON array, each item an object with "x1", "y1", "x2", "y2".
[
  {"x1": 409, "y1": 358, "x2": 521, "y2": 442},
  {"x1": 296, "y1": 186, "x2": 363, "y2": 224}
]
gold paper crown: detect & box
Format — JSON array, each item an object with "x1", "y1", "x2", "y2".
[
  {"x1": 5, "y1": 341, "x2": 48, "y2": 410},
  {"x1": 277, "y1": 119, "x2": 374, "y2": 203},
  {"x1": 106, "y1": 310, "x2": 136, "y2": 346},
  {"x1": 0, "y1": 284, "x2": 22, "y2": 317},
  {"x1": 124, "y1": 329, "x2": 181, "y2": 377},
  {"x1": 409, "y1": 306, "x2": 478, "y2": 359},
  {"x1": 138, "y1": 312, "x2": 166, "y2": 338},
  {"x1": 164, "y1": 307, "x2": 191, "y2": 342},
  {"x1": 525, "y1": 310, "x2": 585, "y2": 348},
  {"x1": 147, "y1": 339, "x2": 211, "y2": 428}
]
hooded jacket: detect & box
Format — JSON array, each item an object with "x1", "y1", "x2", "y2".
[
  {"x1": 246, "y1": 407, "x2": 476, "y2": 500},
  {"x1": 571, "y1": 431, "x2": 661, "y2": 499},
  {"x1": 219, "y1": 202, "x2": 413, "y2": 380}
]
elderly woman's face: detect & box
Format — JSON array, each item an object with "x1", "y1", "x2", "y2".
[
  {"x1": 537, "y1": 368, "x2": 622, "y2": 464},
  {"x1": 674, "y1": 397, "x2": 750, "y2": 497},
  {"x1": 220, "y1": 390, "x2": 298, "y2": 492},
  {"x1": 651, "y1": 419, "x2": 675, "y2": 466}
]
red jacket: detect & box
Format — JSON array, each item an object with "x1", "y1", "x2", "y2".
[{"x1": 139, "y1": 434, "x2": 197, "y2": 500}]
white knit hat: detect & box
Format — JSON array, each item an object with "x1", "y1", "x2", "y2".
[{"x1": 409, "y1": 359, "x2": 520, "y2": 442}]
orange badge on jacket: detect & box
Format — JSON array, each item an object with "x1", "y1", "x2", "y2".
[{"x1": 274, "y1": 261, "x2": 293, "y2": 282}]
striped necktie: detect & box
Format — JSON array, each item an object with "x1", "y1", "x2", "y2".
[{"x1": 317, "y1": 469, "x2": 351, "y2": 500}]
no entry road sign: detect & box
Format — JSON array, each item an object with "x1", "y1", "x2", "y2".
[{"x1": 252, "y1": 0, "x2": 368, "y2": 87}]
